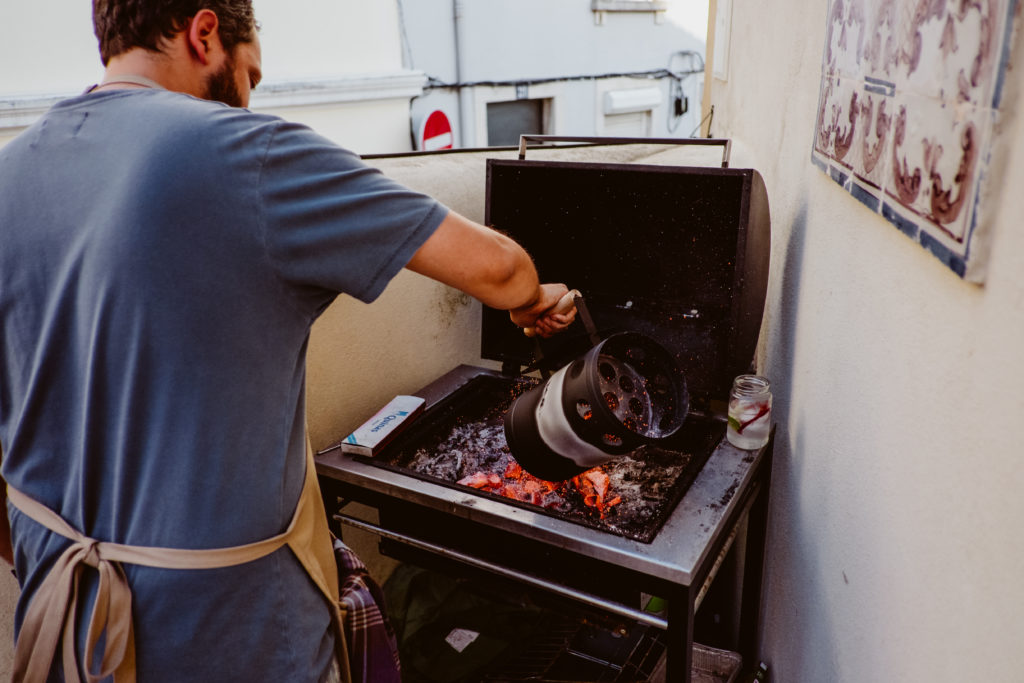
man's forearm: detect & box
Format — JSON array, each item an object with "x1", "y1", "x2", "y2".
[
  {"x1": 405, "y1": 210, "x2": 542, "y2": 310},
  {"x1": 405, "y1": 210, "x2": 573, "y2": 334}
]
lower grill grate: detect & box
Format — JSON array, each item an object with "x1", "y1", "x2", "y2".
[{"x1": 481, "y1": 613, "x2": 666, "y2": 682}]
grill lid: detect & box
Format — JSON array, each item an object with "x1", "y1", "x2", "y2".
[{"x1": 482, "y1": 156, "x2": 771, "y2": 408}]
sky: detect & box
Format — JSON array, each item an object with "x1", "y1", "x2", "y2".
[{"x1": 664, "y1": 1, "x2": 710, "y2": 43}]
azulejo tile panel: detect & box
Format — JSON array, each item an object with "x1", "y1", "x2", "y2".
[{"x1": 811, "y1": 0, "x2": 1020, "y2": 282}]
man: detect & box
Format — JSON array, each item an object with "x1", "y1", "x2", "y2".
[{"x1": 0, "y1": 1, "x2": 573, "y2": 681}]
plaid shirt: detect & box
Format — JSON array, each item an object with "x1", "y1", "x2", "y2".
[{"x1": 334, "y1": 538, "x2": 402, "y2": 683}]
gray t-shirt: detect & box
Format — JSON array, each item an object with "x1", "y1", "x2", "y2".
[{"x1": 0, "y1": 88, "x2": 447, "y2": 681}]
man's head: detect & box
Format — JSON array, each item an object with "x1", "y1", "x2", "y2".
[
  {"x1": 93, "y1": 1, "x2": 257, "y2": 66},
  {"x1": 92, "y1": 1, "x2": 262, "y2": 107}
]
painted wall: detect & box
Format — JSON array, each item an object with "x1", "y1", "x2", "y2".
[
  {"x1": 249, "y1": 0, "x2": 421, "y2": 154},
  {"x1": 254, "y1": 0, "x2": 404, "y2": 79},
  {"x1": 258, "y1": 97, "x2": 419, "y2": 156},
  {"x1": 707, "y1": 1, "x2": 1024, "y2": 680},
  {"x1": 0, "y1": 2, "x2": 102, "y2": 95}
]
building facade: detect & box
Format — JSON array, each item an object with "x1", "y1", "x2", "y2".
[{"x1": 402, "y1": 0, "x2": 706, "y2": 149}]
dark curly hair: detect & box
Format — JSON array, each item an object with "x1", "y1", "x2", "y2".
[{"x1": 93, "y1": 0, "x2": 258, "y2": 65}]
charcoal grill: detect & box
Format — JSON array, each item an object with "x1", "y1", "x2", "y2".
[{"x1": 316, "y1": 138, "x2": 773, "y2": 682}]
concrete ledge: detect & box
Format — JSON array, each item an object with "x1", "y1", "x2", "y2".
[
  {"x1": 0, "y1": 70, "x2": 427, "y2": 134},
  {"x1": 591, "y1": 0, "x2": 668, "y2": 11},
  {"x1": 0, "y1": 94, "x2": 62, "y2": 133},
  {"x1": 250, "y1": 70, "x2": 427, "y2": 110}
]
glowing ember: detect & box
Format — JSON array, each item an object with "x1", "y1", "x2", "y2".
[
  {"x1": 457, "y1": 472, "x2": 502, "y2": 489},
  {"x1": 457, "y1": 459, "x2": 621, "y2": 518},
  {"x1": 572, "y1": 469, "x2": 621, "y2": 518}
]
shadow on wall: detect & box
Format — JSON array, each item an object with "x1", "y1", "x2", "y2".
[
  {"x1": 768, "y1": 200, "x2": 806, "y2": 450},
  {"x1": 759, "y1": 200, "x2": 842, "y2": 678}
]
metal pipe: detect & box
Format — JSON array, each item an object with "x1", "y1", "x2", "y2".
[
  {"x1": 452, "y1": 0, "x2": 473, "y2": 147},
  {"x1": 334, "y1": 512, "x2": 670, "y2": 630}
]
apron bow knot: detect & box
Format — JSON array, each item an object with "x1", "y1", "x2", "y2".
[{"x1": 79, "y1": 538, "x2": 101, "y2": 568}]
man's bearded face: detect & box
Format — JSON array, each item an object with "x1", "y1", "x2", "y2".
[{"x1": 205, "y1": 54, "x2": 244, "y2": 108}]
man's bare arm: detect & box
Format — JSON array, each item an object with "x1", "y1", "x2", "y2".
[{"x1": 405, "y1": 210, "x2": 574, "y2": 334}]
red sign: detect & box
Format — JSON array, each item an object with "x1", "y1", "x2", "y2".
[{"x1": 419, "y1": 110, "x2": 454, "y2": 151}]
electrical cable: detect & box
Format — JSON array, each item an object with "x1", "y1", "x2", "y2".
[
  {"x1": 666, "y1": 50, "x2": 704, "y2": 134},
  {"x1": 422, "y1": 52, "x2": 705, "y2": 138},
  {"x1": 423, "y1": 65, "x2": 703, "y2": 92},
  {"x1": 689, "y1": 104, "x2": 714, "y2": 138},
  {"x1": 395, "y1": 0, "x2": 420, "y2": 148}
]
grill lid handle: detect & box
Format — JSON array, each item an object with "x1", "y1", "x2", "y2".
[{"x1": 517, "y1": 135, "x2": 732, "y2": 168}]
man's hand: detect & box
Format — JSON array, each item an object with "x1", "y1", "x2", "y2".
[{"x1": 509, "y1": 284, "x2": 577, "y2": 338}]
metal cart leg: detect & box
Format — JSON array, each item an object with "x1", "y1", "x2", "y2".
[
  {"x1": 738, "y1": 437, "x2": 773, "y2": 665},
  {"x1": 666, "y1": 585, "x2": 695, "y2": 683}
]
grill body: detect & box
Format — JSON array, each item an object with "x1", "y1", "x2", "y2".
[{"x1": 317, "y1": 146, "x2": 773, "y2": 682}]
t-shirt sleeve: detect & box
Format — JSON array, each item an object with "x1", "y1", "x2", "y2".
[{"x1": 257, "y1": 121, "x2": 448, "y2": 305}]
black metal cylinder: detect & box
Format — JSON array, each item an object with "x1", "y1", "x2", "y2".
[
  {"x1": 561, "y1": 332, "x2": 689, "y2": 450},
  {"x1": 504, "y1": 332, "x2": 689, "y2": 482}
]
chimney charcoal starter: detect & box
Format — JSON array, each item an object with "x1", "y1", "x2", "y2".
[{"x1": 504, "y1": 330, "x2": 690, "y2": 483}]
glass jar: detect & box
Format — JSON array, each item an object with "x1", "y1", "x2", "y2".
[{"x1": 726, "y1": 375, "x2": 772, "y2": 449}]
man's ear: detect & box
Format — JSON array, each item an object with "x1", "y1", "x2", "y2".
[{"x1": 186, "y1": 8, "x2": 222, "y2": 65}]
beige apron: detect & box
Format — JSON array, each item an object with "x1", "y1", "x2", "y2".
[{"x1": 6, "y1": 442, "x2": 351, "y2": 683}]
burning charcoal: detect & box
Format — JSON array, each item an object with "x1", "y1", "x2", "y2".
[
  {"x1": 383, "y1": 375, "x2": 716, "y2": 543},
  {"x1": 457, "y1": 472, "x2": 493, "y2": 489}
]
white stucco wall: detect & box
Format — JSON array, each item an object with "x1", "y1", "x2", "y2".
[
  {"x1": 708, "y1": 2, "x2": 1024, "y2": 681},
  {"x1": 254, "y1": 0, "x2": 404, "y2": 79}
]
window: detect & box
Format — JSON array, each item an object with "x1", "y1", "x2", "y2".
[
  {"x1": 591, "y1": 0, "x2": 668, "y2": 24},
  {"x1": 486, "y1": 99, "x2": 548, "y2": 147},
  {"x1": 591, "y1": 0, "x2": 667, "y2": 10},
  {"x1": 595, "y1": 83, "x2": 663, "y2": 137},
  {"x1": 601, "y1": 111, "x2": 652, "y2": 137}
]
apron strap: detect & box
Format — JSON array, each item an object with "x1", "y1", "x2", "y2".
[{"x1": 287, "y1": 439, "x2": 351, "y2": 683}]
